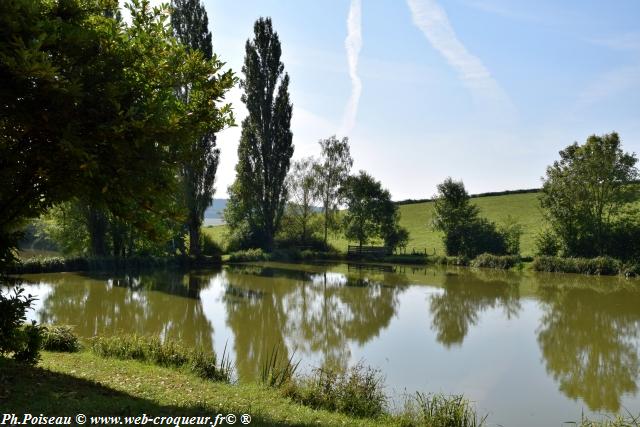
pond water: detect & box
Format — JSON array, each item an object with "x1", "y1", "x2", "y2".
[{"x1": 10, "y1": 262, "x2": 640, "y2": 426}]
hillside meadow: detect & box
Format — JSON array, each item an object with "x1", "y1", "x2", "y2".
[{"x1": 205, "y1": 192, "x2": 545, "y2": 257}]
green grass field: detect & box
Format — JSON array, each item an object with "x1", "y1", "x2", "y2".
[{"x1": 204, "y1": 192, "x2": 545, "y2": 257}]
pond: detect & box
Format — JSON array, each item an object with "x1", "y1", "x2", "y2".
[{"x1": 10, "y1": 262, "x2": 640, "y2": 426}]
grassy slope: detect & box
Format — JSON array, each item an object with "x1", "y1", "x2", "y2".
[
  {"x1": 0, "y1": 352, "x2": 395, "y2": 427},
  {"x1": 205, "y1": 192, "x2": 544, "y2": 257}
]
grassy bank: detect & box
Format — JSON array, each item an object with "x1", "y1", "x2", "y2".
[
  {"x1": 7, "y1": 255, "x2": 221, "y2": 275},
  {"x1": 1, "y1": 351, "x2": 388, "y2": 426}
]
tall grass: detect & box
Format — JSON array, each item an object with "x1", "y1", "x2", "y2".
[
  {"x1": 532, "y1": 256, "x2": 622, "y2": 276},
  {"x1": 287, "y1": 362, "x2": 388, "y2": 419},
  {"x1": 89, "y1": 334, "x2": 232, "y2": 383},
  {"x1": 227, "y1": 249, "x2": 271, "y2": 263},
  {"x1": 398, "y1": 392, "x2": 487, "y2": 427},
  {"x1": 470, "y1": 253, "x2": 520, "y2": 270},
  {"x1": 40, "y1": 325, "x2": 80, "y2": 352},
  {"x1": 575, "y1": 412, "x2": 640, "y2": 426},
  {"x1": 10, "y1": 256, "x2": 184, "y2": 274},
  {"x1": 259, "y1": 345, "x2": 300, "y2": 388}
]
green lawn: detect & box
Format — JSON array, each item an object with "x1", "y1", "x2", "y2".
[
  {"x1": 0, "y1": 352, "x2": 396, "y2": 426},
  {"x1": 205, "y1": 192, "x2": 545, "y2": 257}
]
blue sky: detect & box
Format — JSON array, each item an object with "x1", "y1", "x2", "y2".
[{"x1": 154, "y1": 0, "x2": 640, "y2": 200}]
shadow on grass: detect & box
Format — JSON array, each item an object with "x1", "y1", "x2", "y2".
[{"x1": 0, "y1": 358, "x2": 291, "y2": 426}]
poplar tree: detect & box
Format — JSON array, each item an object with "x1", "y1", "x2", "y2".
[
  {"x1": 171, "y1": 0, "x2": 221, "y2": 256},
  {"x1": 226, "y1": 17, "x2": 293, "y2": 250}
]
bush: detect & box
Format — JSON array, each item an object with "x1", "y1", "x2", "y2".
[
  {"x1": 201, "y1": 233, "x2": 223, "y2": 257},
  {"x1": 431, "y1": 255, "x2": 470, "y2": 267},
  {"x1": 89, "y1": 334, "x2": 232, "y2": 382},
  {"x1": 471, "y1": 253, "x2": 520, "y2": 270},
  {"x1": 535, "y1": 230, "x2": 560, "y2": 256},
  {"x1": 13, "y1": 323, "x2": 42, "y2": 365},
  {"x1": 287, "y1": 362, "x2": 387, "y2": 419},
  {"x1": 399, "y1": 392, "x2": 486, "y2": 427},
  {"x1": 41, "y1": 325, "x2": 80, "y2": 352},
  {"x1": 0, "y1": 285, "x2": 40, "y2": 364},
  {"x1": 532, "y1": 256, "x2": 622, "y2": 276},
  {"x1": 227, "y1": 248, "x2": 270, "y2": 263}
]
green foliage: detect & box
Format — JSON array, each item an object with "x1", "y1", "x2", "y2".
[
  {"x1": 535, "y1": 229, "x2": 561, "y2": 256},
  {"x1": 282, "y1": 157, "x2": 322, "y2": 245},
  {"x1": 225, "y1": 17, "x2": 293, "y2": 251},
  {"x1": 398, "y1": 392, "x2": 486, "y2": 427},
  {"x1": 384, "y1": 225, "x2": 410, "y2": 253},
  {"x1": 499, "y1": 216, "x2": 523, "y2": 255},
  {"x1": 40, "y1": 325, "x2": 80, "y2": 353},
  {"x1": 470, "y1": 253, "x2": 520, "y2": 270},
  {"x1": 260, "y1": 345, "x2": 300, "y2": 389},
  {"x1": 201, "y1": 232, "x2": 223, "y2": 256},
  {"x1": 89, "y1": 334, "x2": 232, "y2": 382},
  {"x1": 227, "y1": 248, "x2": 270, "y2": 263},
  {"x1": 342, "y1": 171, "x2": 401, "y2": 248},
  {"x1": 540, "y1": 132, "x2": 639, "y2": 258},
  {"x1": 171, "y1": 0, "x2": 226, "y2": 257},
  {"x1": 314, "y1": 136, "x2": 354, "y2": 245},
  {"x1": 287, "y1": 362, "x2": 387, "y2": 419},
  {"x1": 574, "y1": 413, "x2": 640, "y2": 426},
  {"x1": 532, "y1": 256, "x2": 622, "y2": 276},
  {"x1": 1, "y1": 0, "x2": 234, "y2": 266},
  {"x1": 432, "y1": 178, "x2": 518, "y2": 258},
  {"x1": 431, "y1": 255, "x2": 470, "y2": 266},
  {"x1": 13, "y1": 323, "x2": 42, "y2": 365},
  {"x1": 9, "y1": 256, "x2": 181, "y2": 274},
  {"x1": 0, "y1": 285, "x2": 40, "y2": 363}
]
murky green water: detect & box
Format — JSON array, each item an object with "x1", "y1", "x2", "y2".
[{"x1": 10, "y1": 262, "x2": 640, "y2": 426}]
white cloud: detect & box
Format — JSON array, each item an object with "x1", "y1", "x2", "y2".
[
  {"x1": 340, "y1": 0, "x2": 363, "y2": 136},
  {"x1": 406, "y1": 0, "x2": 513, "y2": 113}
]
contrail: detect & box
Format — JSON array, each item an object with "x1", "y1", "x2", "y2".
[
  {"x1": 407, "y1": 0, "x2": 512, "y2": 110},
  {"x1": 341, "y1": 0, "x2": 362, "y2": 135}
]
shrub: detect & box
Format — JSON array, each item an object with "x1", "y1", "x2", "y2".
[
  {"x1": 399, "y1": 392, "x2": 486, "y2": 427},
  {"x1": 532, "y1": 256, "x2": 622, "y2": 276},
  {"x1": 13, "y1": 322, "x2": 42, "y2": 365},
  {"x1": 0, "y1": 285, "x2": 40, "y2": 364},
  {"x1": 471, "y1": 253, "x2": 520, "y2": 270},
  {"x1": 227, "y1": 248, "x2": 270, "y2": 263},
  {"x1": 535, "y1": 229, "x2": 560, "y2": 256},
  {"x1": 201, "y1": 233, "x2": 223, "y2": 257},
  {"x1": 41, "y1": 325, "x2": 80, "y2": 352},
  {"x1": 89, "y1": 334, "x2": 232, "y2": 382},
  {"x1": 431, "y1": 255, "x2": 470, "y2": 267},
  {"x1": 287, "y1": 362, "x2": 387, "y2": 419}
]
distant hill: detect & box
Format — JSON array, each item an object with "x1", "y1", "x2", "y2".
[{"x1": 204, "y1": 199, "x2": 227, "y2": 218}]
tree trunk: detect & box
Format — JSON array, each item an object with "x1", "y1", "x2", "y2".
[
  {"x1": 87, "y1": 207, "x2": 108, "y2": 257},
  {"x1": 189, "y1": 219, "x2": 201, "y2": 257}
]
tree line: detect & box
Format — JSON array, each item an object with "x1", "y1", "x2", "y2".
[
  {"x1": 2, "y1": 0, "x2": 637, "y2": 268},
  {"x1": 432, "y1": 132, "x2": 639, "y2": 261}
]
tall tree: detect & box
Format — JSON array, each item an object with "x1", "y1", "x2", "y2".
[
  {"x1": 225, "y1": 17, "x2": 293, "y2": 250},
  {"x1": 171, "y1": 0, "x2": 221, "y2": 257},
  {"x1": 0, "y1": 0, "x2": 235, "y2": 268},
  {"x1": 540, "y1": 132, "x2": 638, "y2": 257},
  {"x1": 314, "y1": 136, "x2": 353, "y2": 246}
]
